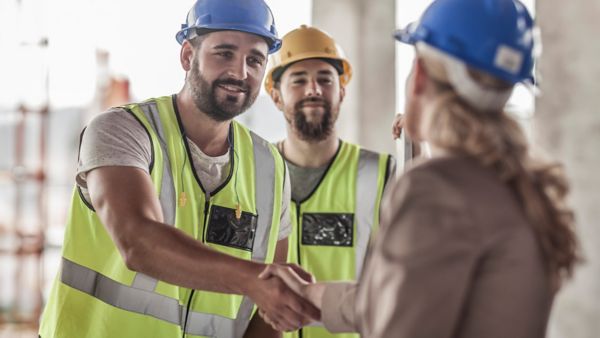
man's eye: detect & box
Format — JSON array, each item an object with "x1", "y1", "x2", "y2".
[
  {"x1": 217, "y1": 51, "x2": 233, "y2": 58},
  {"x1": 248, "y1": 57, "x2": 263, "y2": 67},
  {"x1": 293, "y1": 79, "x2": 307, "y2": 85}
]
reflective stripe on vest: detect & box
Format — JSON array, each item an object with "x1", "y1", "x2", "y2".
[
  {"x1": 60, "y1": 101, "x2": 278, "y2": 338},
  {"x1": 354, "y1": 148, "x2": 381, "y2": 279},
  {"x1": 304, "y1": 148, "x2": 381, "y2": 330},
  {"x1": 130, "y1": 102, "x2": 175, "y2": 292}
]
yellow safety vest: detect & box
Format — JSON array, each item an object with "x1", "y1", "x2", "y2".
[
  {"x1": 286, "y1": 141, "x2": 392, "y2": 338},
  {"x1": 39, "y1": 95, "x2": 286, "y2": 338}
]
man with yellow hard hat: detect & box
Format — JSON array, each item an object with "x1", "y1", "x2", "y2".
[{"x1": 263, "y1": 25, "x2": 396, "y2": 338}]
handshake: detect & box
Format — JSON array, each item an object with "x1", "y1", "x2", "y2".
[{"x1": 248, "y1": 263, "x2": 326, "y2": 332}]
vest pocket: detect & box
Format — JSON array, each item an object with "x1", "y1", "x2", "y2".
[
  {"x1": 301, "y1": 213, "x2": 354, "y2": 247},
  {"x1": 206, "y1": 205, "x2": 258, "y2": 251}
]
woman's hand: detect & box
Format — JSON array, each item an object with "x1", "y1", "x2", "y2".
[
  {"x1": 392, "y1": 113, "x2": 405, "y2": 139},
  {"x1": 257, "y1": 264, "x2": 325, "y2": 331}
]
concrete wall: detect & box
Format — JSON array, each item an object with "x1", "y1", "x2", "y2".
[
  {"x1": 536, "y1": 2, "x2": 600, "y2": 338},
  {"x1": 312, "y1": 0, "x2": 397, "y2": 155}
]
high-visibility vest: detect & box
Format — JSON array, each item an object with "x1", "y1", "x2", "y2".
[
  {"x1": 39, "y1": 95, "x2": 286, "y2": 338},
  {"x1": 285, "y1": 141, "x2": 392, "y2": 338}
]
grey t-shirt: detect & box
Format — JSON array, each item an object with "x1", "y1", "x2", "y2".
[
  {"x1": 77, "y1": 108, "x2": 292, "y2": 240},
  {"x1": 276, "y1": 141, "x2": 397, "y2": 203},
  {"x1": 285, "y1": 160, "x2": 328, "y2": 202},
  {"x1": 274, "y1": 141, "x2": 328, "y2": 202}
]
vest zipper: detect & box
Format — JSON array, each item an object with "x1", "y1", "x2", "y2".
[
  {"x1": 202, "y1": 194, "x2": 210, "y2": 243},
  {"x1": 296, "y1": 201, "x2": 304, "y2": 338},
  {"x1": 182, "y1": 194, "x2": 211, "y2": 338},
  {"x1": 181, "y1": 289, "x2": 195, "y2": 338},
  {"x1": 295, "y1": 202, "x2": 302, "y2": 266}
]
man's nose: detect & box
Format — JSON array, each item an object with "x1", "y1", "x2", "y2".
[
  {"x1": 305, "y1": 79, "x2": 322, "y2": 96},
  {"x1": 227, "y1": 58, "x2": 248, "y2": 80}
]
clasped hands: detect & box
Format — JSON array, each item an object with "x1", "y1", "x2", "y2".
[{"x1": 251, "y1": 263, "x2": 325, "y2": 332}]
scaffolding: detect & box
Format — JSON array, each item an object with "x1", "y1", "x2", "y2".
[
  {"x1": 0, "y1": 104, "x2": 48, "y2": 330},
  {"x1": 0, "y1": 48, "x2": 130, "y2": 338},
  {"x1": 0, "y1": 0, "x2": 48, "y2": 331}
]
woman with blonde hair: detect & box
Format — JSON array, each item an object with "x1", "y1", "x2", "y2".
[{"x1": 259, "y1": 0, "x2": 580, "y2": 337}]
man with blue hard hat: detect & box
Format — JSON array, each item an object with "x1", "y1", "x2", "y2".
[{"x1": 38, "y1": 0, "x2": 319, "y2": 337}]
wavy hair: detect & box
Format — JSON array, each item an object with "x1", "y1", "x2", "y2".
[{"x1": 418, "y1": 52, "x2": 580, "y2": 287}]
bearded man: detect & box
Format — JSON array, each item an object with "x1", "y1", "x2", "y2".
[
  {"x1": 38, "y1": 1, "x2": 320, "y2": 337},
  {"x1": 264, "y1": 25, "x2": 396, "y2": 338}
]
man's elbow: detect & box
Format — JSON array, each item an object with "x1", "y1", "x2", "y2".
[
  {"x1": 122, "y1": 244, "x2": 145, "y2": 272},
  {"x1": 116, "y1": 226, "x2": 149, "y2": 272}
]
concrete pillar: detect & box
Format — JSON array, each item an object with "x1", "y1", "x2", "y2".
[
  {"x1": 537, "y1": 2, "x2": 600, "y2": 338},
  {"x1": 312, "y1": 0, "x2": 396, "y2": 155}
]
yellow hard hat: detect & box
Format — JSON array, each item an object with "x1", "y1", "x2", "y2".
[{"x1": 264, "y1": 25, "x2": 352, "y2": 93}]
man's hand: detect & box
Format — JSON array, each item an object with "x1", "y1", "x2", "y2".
[
  {"x1": 259, "y1": 264, "x2": 312, "y2": 296},
  {"x1": 392, "y1": 113, "x2": 405, "y2": 139},
  {"x1": 257, "y1": 264, "x2": 326, "y2": 331},
  {"x1": 245, "y1": 264, "x2": 321, "y2": 332}
]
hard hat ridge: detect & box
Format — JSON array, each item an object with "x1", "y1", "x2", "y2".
[{"x1": 176, "y1": 0, "x2": 282, "y2": 54}]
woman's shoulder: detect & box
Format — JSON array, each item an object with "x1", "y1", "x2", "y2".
[
  {"x1": 404, "y1": 156, "x2": 501, "y2": 192},
  {"x1": 385, "y1": 156, "x2": 469, "y2": 214},
  {"x1": 400, "y1": 156, "x2": 473, "y2": 194},
  {"x1": 393, "y1": 155, "x2": 514, "y2": 218}
]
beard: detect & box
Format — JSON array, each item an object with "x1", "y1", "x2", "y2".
[
  {"x1": 187, "y1": 58, "x2": 258, "y2": 122},
  {"x1": 291, "y1": 97, "x2": 336, "y2": 142}
]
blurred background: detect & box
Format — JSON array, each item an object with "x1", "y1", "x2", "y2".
[{"x1": 0, "y1": 0, "x2": 598, "y2": 337}]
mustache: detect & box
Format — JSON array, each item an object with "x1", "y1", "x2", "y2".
[
  {"x1": 213, "y1": 78, "x2": 249, "y2": 92},
  {"x1": 294, "y1": 96, "x2": 328, "y2": 109}
]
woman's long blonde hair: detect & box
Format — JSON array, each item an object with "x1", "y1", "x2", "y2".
[{"x1": 418, "y1": 49, "x2": 580, "y2": 286}]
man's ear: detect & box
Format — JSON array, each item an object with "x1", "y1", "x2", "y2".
[
  {"x1": 180, "y1": 41, "x2": 194, "y2": 71},
  {"x1": 270, "y1": 88, "x2": 284, "y2": 111},
  {"x1": 339, "y1": 85, "x2": 346, "y2": 104}
]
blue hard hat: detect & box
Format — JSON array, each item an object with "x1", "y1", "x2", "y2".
[
  {"x1": 176, "y1": 0, "x2": 282, "y2": 54},
  {"x1": 395, "y1": 0, "x2": 537, "y2": 84}
]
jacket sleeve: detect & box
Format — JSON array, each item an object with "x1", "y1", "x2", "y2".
[{"x1": 321, "y1": 282, "x2": 359, "y2": 333}]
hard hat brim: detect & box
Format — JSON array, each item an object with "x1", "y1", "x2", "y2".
[
  {"x1": 394, "y1": 22, "x2": 419, "y2": 44},
  {"x1": 265, "y1": 56, "x2": 352, "y2": 93},
  {"x1": 176, "y1": 26, "x2": 282, "y2": 54}
]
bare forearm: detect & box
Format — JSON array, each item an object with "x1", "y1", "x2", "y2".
[
  {"x1": 87, "y1": 161, "x2": 318, "y2": 332},
  {"x1": 113, "y1": 217, "x2": 262, "y2": 294},
  {"x1": 87, "y1": 166, "x2": 263, "y2": 295}
]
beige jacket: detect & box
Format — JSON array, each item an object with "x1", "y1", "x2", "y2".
[{"x1": 321, "y1": 156, "x2": 553, "y2": 338}]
